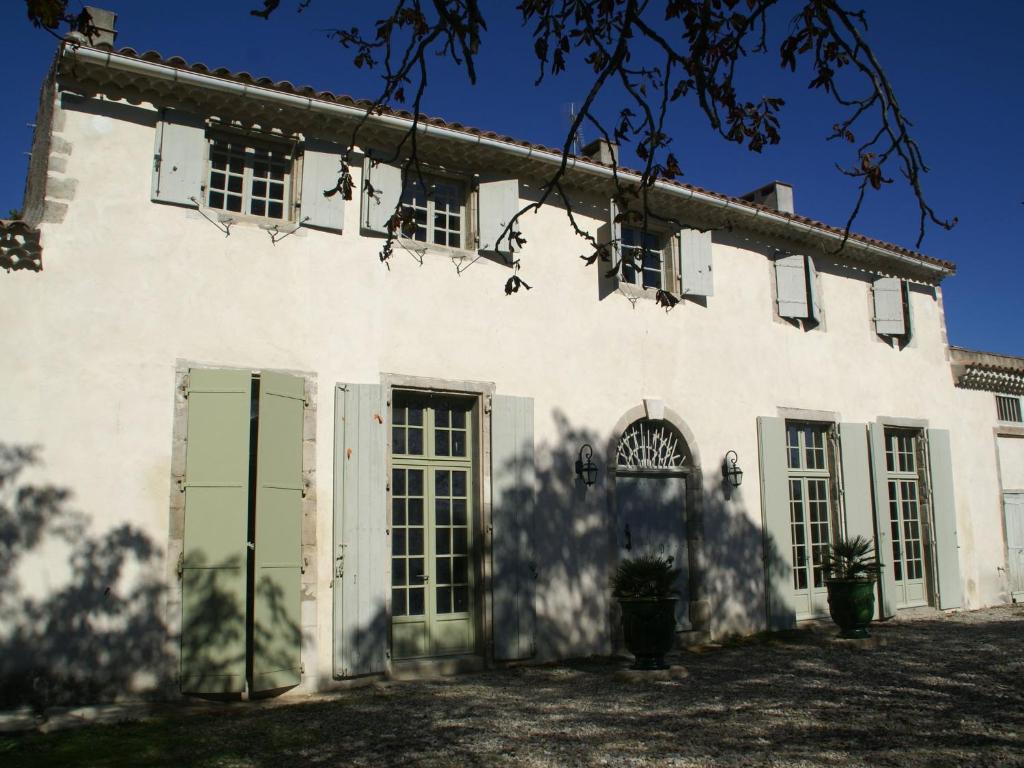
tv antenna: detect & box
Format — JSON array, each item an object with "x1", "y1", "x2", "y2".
[{"x1": 563, "y1": 102, "x2": 584, "y2": 155}]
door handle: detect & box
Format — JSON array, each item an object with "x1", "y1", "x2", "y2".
[
  {"x1": 624, "y1": 523, "x2": 632, "y2": 552},
  {"x1": 417, "y1": 574, "x2": 430, "y2": 583}
]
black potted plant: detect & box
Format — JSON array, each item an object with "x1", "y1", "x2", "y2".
[
  {"x1": 610, "y1": 554, "x2": 680, "y2": 670},
  {"x1": 822, "y1": 535, "x2": 882, "y2": 639}
]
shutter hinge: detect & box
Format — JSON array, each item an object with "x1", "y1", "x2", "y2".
[
  {"x1": 180, "y1": 373, "x2": 190, "y2": 397},
  {"x1": 176, "y1": 476, "x2": 186, "y2": 493},
  {"x1": 153, "y1": 152, "x2": 161, "y2": 173},
  {"x1": 301, "y1": 555, "x2": 309, "y2": 574},
  {"x1": 300, "y1": 662, "x2": 305, "y2": 675},
  {"x1": 176, "y1": 551, "x2": 184, "y2": 580}
]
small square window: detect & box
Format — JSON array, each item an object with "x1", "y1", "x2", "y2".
[
  {"x1": 620, "y1": 227, "x2": 668, "y2": 290},
  {"x1": 997, "y1": 395, "x2": 1022, "y2": 423},
  {"x1": 400, "y1": 174, "x2": 466, "y2": 249},
  {"x1": 206, "y1": 135, "x2": 292, "y2": 221}
]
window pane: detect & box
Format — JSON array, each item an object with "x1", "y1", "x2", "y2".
[
  {"x1": 408, "y1": 588, "x2": 424, "y2": 616},
  {"x1": 409, "y1": 528, "x2": 424, "y2": 556},
  {"x1": 392, "y1": 498, "x2": 406, "y2": 526},
  {"x1": 436, "y1": 499, "x2": 451, "y2": 526},
  {"x1": 408, "y1": 497, "x2": 423, "y2": 526},
  {"x1": 436, "y1": 586, "x2": 452, "y2": 614},
  {"x1": 409, "y1": 469, "x2": 423, "y2": 496},
  {"x1": 392, "y1": 559, "x2": 406, "y2": 586},
  {"x1": 408, "y1": 428, "x2": 423, "y2": 455}
]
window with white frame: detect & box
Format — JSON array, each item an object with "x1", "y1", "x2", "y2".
[
  {"x1": 997, "y1": 395, "x2": 1023, "y2": 423},
  {"x1": 206, "y1": 134, "x2": 293, "y2": 220},
  {"x1": 620, "y1": 226, "x2": 670, "y2": 290},
  {"x1": 400, "y1": 174, "x2": 466, "y2": 248}
]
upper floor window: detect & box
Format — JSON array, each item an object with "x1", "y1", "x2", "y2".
[
  {"x1": 206, "y1": 135, "x2": 293, "y2": 220},
  {"x1": 151, "y1": 110, "x2": 345, "y2": 232},
  {"x1": 620, "y1": 227, "x2": 668, "y2": 290},
  {"x1": 998, "y1": 395, "x2": 1023, "y2": 423},
  {"x1": 400, "y1": 175, "x2": 467, "y2": 249}
]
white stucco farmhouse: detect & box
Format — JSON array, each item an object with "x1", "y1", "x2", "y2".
[{"x1": 2, "y1": 11, "x2": 1022, "y2": 704}]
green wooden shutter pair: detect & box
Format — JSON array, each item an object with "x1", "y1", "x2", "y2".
[{"x1": 180, "y1": 369, "x2": 304, "y2": 695}]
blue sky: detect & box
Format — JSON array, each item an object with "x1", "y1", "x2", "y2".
[{"x1": 3, "y1": 2, "x2": 1021, "y2": 356}]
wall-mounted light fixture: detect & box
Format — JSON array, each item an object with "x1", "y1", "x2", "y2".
[
  {"x1": 575, "y1": 443, "x2": 598, "y2": 486},
  {"x1": 722, "y1": 450, "x2": 743, "y2": 487}
]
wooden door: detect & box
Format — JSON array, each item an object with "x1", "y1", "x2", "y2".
[
  {"x1": 614, "y1": 474, "x2": 690, "y2": 629},
  {"x1": 1005, "y1": 492, "x2": 1024, "y2": 602}
]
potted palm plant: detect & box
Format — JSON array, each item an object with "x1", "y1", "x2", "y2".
[
  {"x1": 610, "y1": 555, "x2": 680, "y2": 670},
  {"x1": 822, "y1": 535, "x2": 882, "y2": 639}
]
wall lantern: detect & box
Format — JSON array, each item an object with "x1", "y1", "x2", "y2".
[
  {"x1": 575, "y1": 444, "x2": 598, "y2": 486},
  {"x1": 722, "y1": 450, "x2": 743, "y2": 487}
]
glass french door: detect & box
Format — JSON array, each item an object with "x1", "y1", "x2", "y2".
[
  {"x1": 390, "y1": 394, "x2": 476, "y2": 660},
  {"x1": 786, "y1": 423, "x2": 837, "y2": 619},
  {"x1": 884, "y1": 429, "x2": 931, "y2": 608}
]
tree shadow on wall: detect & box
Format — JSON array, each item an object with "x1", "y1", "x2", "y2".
[
  {"x1": 0, "y1": 444, "x2": 171, "y2": 711},
  {"x1": 0, "y1": 444, "x2": 308, "y2": 709},
  {"x1": 492, "y1": 411, "x2": 791, "y2": 659}
]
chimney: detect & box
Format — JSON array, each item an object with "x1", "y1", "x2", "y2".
[
  {"x1": 580, "y1": 138, "x2": 619, "y2": 167},
  {"x1": 740, "y1": 181, "x2": 794, "y2": 214},
  {"x1": 69, "y1": 7, "x2": 118, "y2": 47}
]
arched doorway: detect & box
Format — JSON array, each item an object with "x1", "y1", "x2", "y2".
[{"x1": 608, "y1": 406, "x2": 707, "y2": 637}]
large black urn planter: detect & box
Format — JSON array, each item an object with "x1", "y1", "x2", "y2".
[
  {"x1": 618, "y1": 597, "x2": 678, "y2": 670},
  {"x1": 826, "y1": 579, "x2": 876, "y2": 638},
  {"x1": 821, "y1": 535, "x2": 882, "y2": 640}
]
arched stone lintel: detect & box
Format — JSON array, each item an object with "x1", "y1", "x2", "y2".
[{"x1": 605, "y1": 403, "x2": 703, "y2": 473}]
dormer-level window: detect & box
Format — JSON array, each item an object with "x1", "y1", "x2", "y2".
[
  {"x1": 400, "y1": 174, "x2": 466, "y2": 248},
  {"x1": 620, "y1": 227, "x2": 667, "y2": 289},
  {"x1": 206, "y1": 135, "x2": 292, "y2": 220},
  {"x1": 997, "y1": 395, "x2": 1023, "y2": 423}
]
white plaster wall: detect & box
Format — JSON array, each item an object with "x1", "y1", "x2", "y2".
[
  {"x1": 997, "y1": 436, "x2": 1024, "y2": 490},
  {"x1": 0, "y1": 92, "x2": 1011, "y2": 695}
]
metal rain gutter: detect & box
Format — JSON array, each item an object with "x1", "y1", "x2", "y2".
[{"x1": 66, "y1": 45, "x2": 953, "y2": 279}]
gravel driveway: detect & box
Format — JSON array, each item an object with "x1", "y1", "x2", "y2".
[{"x1": 7, "y1": 605, "x2": 1024, "y2": 767}]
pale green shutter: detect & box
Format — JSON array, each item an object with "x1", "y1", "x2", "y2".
[
  {"x1": 868, "y1": 424, "x2": 897, "y2": 618},
  {"x1": 251, "y1": 372, "x2": 305, "y2": 691},
  {"x1": 927, "y1": 429, "x2": 962, "y2": 609},
  {"x1": 610, "y1": 198, "x2": 624, "y2": 288},
  {"x1": 839, "y1": 423, "x2": 875, "y2": 542},
  {"x1": 300, "y1": 138, "x2": 345, "y2": 232},
  {"x1": 872, "y1": 277, "x2": 906, "y2": 335},
  {"x1": 679, "y1": 228, "x2": 714, "y2": 297},
  {"x1": 151, "y1": 110, "x2": 206, "y2": 207},
  {"x1": 839, "y1": 422, "x2": 880, "y2": 619},
  {"x1": 180, "y1": 369, "x2": 251, "y2": 694},
  {"x1": 491, "y1": 395, "x2": 537, "y2": 660},
  {"x1": 774, "y1": 254, "x2": 808, "y2": 319},
  {"x1": 806, "y1": 256, "x2": 823, "y2": 322},
  {"x1": 333, "y1": 384, "x2": 389, "y2": 677},
  {"x1": 477, "y1": 178, "x2": 520, "y2": 254},
  {"x1": 757, "y1": 416, "x2": 796, "y2": 630},
  {"x1": 362, "y1": 158, "x2": 404, "y2": 234}
]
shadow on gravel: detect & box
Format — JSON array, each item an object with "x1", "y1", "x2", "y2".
[{"x1": 10, "y1": 609, "x2": 1019, "y2": 768}]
